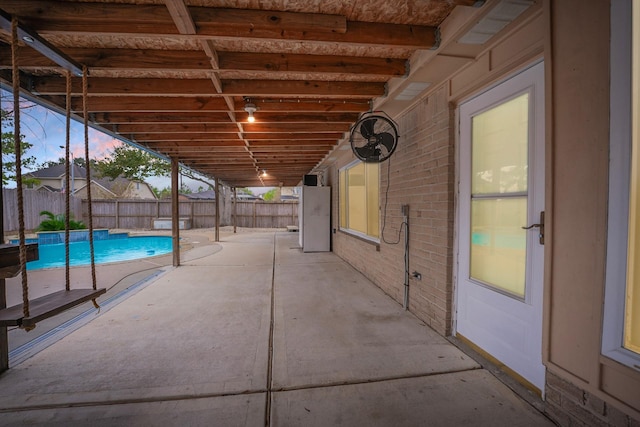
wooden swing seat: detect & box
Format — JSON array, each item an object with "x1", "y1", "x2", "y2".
[{"x1": 0, "y1": 288, "x2": 106, "y2": 328}]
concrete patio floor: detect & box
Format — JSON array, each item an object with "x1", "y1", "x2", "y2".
[{"x1": 0, "y1": 230, "x2": 555, "y2": 426}]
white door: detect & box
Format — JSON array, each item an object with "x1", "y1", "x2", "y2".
[{"x1": 456, "y1": 62, "x2": 545, "y2": 392}]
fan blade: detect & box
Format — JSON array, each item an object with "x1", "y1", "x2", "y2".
[
  {"x1": 354, "y1": 145, "x2": 377, "y2": 160},
  {"x1": 359, "y1": 118, "x2": 378, "y2": 139},
  {"x1": 378, "y1": 132, "x2": 395, "y2": 153}
]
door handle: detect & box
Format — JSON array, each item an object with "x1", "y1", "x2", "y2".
[{"x1": 522, "y1": 211, "x2": 544, "y2": 245}]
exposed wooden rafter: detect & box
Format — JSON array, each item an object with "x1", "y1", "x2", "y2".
[{"x1": 0, "y1": 0, "x2": 483, "y2": 187}]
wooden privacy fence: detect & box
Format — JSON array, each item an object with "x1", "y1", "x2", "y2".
[
  {"x1": 1, "y1": 189, "x2": 299, "y2": 232},
  {"x1": 234, "y1": 201, "x2": 299, "y2": 228},
  {"x1": 85, "y1": 199, "x2": 228, "y2": 229},
  {"x1": 2, "y1": 188, "x2": 82, "y2": 233},
  {"x1": 83, "y1": 199, "x2": 298, "y2": 230}
]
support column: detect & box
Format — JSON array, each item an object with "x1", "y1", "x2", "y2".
[
  {"x1": 171, "y1": 157, "x2": 180, "y2": 267},
  {"x1": 233, "y1": 187, "x2": 237, "y2": 233},
  {"x1": 214, "y1": 178, "x2": 220, "y2": 242},
  {"x1": 0, "y1": 147, "x2": 7, "y2": 373}
]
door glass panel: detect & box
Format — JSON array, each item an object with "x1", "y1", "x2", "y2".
[
  {"x1": 471, "y1": 198, "x2": 527, "y2": 297},
  {"x1": 472, "y1": 94, "x2": 529, "y2": 195},
  {"x1": 470, "y1": 92, "x2": 530, "y2": 299}
]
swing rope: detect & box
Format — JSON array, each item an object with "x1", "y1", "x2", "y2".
[
  {"x1": 11, "y1": 17, "x2": 30, "y2": 321},
  {"x1": 64, "y1": 70, "x2": 72, "y2": 292},
  {"x1": 82, "y1": 65, "x2": 99, "y2": 299},
  {"x1": 4, "y1": 17, "x2": 103, "y2": 329}
]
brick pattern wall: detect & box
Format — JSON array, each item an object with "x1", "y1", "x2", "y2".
[
  {"x1": 329, "y1": 86, "x2": 456, "y2": 335},
  {"x1": 545, "y1": 372, "x2": 640, "y2": 427}
]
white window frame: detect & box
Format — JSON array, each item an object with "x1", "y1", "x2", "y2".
[
  {"x1": 602, "y1": 0, "x2": 640, "y2": 370},
  {"x1": 339, "y1": 159, "x2": 380, "y2": 242}
]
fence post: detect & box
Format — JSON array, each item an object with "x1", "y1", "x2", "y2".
[
  {"x1": 233, "y1": 187, "x2": 237, "y2": 233},
  {"x1": 253, "y1": 201, "x2": 257, "y2": 228},
  {"x1": 115, "y1": 200, "x2": 119, "y2": 229}
]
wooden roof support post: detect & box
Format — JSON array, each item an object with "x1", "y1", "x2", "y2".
[
  {"x1": 171, "y1": 157, "x2": 180, "y2": 267},
  {"x1": 233, "y1": 187, "x2": 237, "y2": 234},
  {"x1": 0, "y1": 123, "x2": 7, "y2": 374},
  {"x1": 214, "y1": 177, "x2": 220, "y2": 242}
]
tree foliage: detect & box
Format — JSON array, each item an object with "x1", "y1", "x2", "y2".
[
  {"x1": 1, "y1": 108, "x2": 39, "y2": 186},
  {"x1": 95, "y1": 145, "x2": 170, "y2": 182},
  {"x1": 262, "y1": 188, "x2": 278, "y2": 202}
]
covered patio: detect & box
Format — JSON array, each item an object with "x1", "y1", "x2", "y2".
[{"x1": 0, "y1": 231, "x2": 551, "y2": 425}]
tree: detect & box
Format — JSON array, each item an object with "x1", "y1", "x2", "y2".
[
  {"x1": 1, "y1": 108, "x2": 39, "y2": 186},
  {"x1": 41, "y1": 156, "x2": 92, "y2": 169},
  {"x1": 262, "y1": 188, "x2": 278, "y2": 202},
  {"x1": 151, "y1": 186, "x2": 173, "y2": 199},
  {"x1": 94, "y1": 144, "x2": 170, "y2": 181}
]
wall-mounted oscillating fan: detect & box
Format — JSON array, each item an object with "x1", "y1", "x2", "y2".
[{"x1": 350, "y1": 113, "x2": 399, "y2": 163}]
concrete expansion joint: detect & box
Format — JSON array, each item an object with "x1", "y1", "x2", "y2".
[
  {"x1": 0, "y1": 388, "x2": 270, "y2": 414},
  {"x1": 269, "y1": 367, "x2": 484, "y2": 394}
]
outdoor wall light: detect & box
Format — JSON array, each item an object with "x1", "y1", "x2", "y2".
[{"x1": 262, "y1": 170, "x2": 268, "y2": 177}]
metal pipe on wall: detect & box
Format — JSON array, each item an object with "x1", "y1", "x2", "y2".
[{"x1": 402, "y1": 204, "x2": 409, "y2": 310}]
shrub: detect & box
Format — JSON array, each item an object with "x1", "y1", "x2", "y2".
[{"x1": 35, "y1": 210, "x2": 87, "y2": 231}]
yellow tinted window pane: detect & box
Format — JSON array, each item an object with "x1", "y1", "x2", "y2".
[
  {"x1": 366, "y1": 163, "x2": 379, "y2": 237},
  {"x1": 347, "y1": 163, "x2": 367, "y2": 233},
  {"x1": 471, "y1": 198, "x2": 527, "y2": 297},
  {"x1": 339, "y1": 169, "x2": 347, "y2": 228},
  {"x1": 472, "y1": 94, "x2": 529, "y2": 195},
  {"x1": 624, "y1": 6, "x2": 640, "y2": 354}
]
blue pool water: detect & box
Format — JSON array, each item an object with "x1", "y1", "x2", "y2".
[{"x1": 27, "y1": 236, "x2": 173, "y2": 270}]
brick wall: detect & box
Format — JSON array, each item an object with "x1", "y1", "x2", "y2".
[
  {"x1": 329, "y1": 85, "x2": 456, "y2": 335},
  {"x1": 545, "y1": 371, "x2": 640, "y2": 427}
]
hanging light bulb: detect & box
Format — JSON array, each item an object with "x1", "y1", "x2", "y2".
[
  {"x1": 262, "y1": 169, "x2": 268, "y2": 177},
  {"x1": 244, "y1": 100, "x2": 257, "y2": 123}
]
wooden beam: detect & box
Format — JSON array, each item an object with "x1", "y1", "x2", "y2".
[
  {"x1": 234, "y1": 112, "x2": 359, "y2": 123},
  {"x1": 2, "y1": 2, "x2": 434, "y2": 49},
  {"x1": 91, "y1": 112, "x2": 233, "y2": 124},
  {"x1": 140, "y1": 136, "x2": 244, "y2": 144},
  {"x1": 64, "y1": 96, "x2": 367, "y2": 113},
  {"x1": 0, "y1": 46, "x2": 212, "y2": 71},
  {"x1": 241, "y1": 123, "x2": 350, "y2": 133},
  {"x1": 244, "y1": 132, "x2": 344, "y2": 140},
  {"x1": 248, "y1": 138, "x2": 337, "y2": 151},
  {"x1": 115, "y1": 123, "x2": 240, "y2": 134},
  {"x1": 222, "y1": 79, "x2": 385, "y2": 98},
  {"x1": 0, "y1": 47, "x2": 407, "y2": 77},
  {"x1": 31, "y1": 77, "x2": 385, "y2": 98},
  {"x1": 70, "y1": 96, "x2": 230, "y2": 112},
  {"x1": 217, "y1": 52, "x2": 407, "y2": 76},
  {"x1": 116, "y1": 122, "x2": 349, "y2": 133},
  {"x1": 164, "y1": 0, "x2": 196, "y2": 34},
  {"x1": 0, "y1": 9, "x2": 83, "y2": 76}
]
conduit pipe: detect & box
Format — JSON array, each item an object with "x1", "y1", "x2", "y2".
[{"x1": 402, "y1": 204, "x2": 409, "y2": 310}]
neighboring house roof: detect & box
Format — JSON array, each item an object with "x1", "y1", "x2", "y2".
[
  {"x1": 234, "y1": 193, "x2": 263, "y2": 201},
  {"x1": 28, "y1": 165, "x2": 155, "y2": 199},
  {"x1": 183, "y1": 190, "x2": 216, "y2": 200},
  {"x1": 28, "y1": 164, "x2": 87, "y2": 179},
  {"x1": 35, "y1": 184, "x2": 62, "y2": 193}
]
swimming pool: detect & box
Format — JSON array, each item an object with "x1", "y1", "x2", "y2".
[{"x1": 26, "y1": 236, "x2": 173, "y2": 270}]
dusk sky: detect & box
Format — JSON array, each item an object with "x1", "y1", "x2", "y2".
[{"x1": 0, "y1": 89, "x2": 220, "y2": 192}]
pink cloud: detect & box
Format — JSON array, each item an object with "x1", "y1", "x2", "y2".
[{"x1": 87, "y1": 131, "x2": 123, "y2": 160}]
